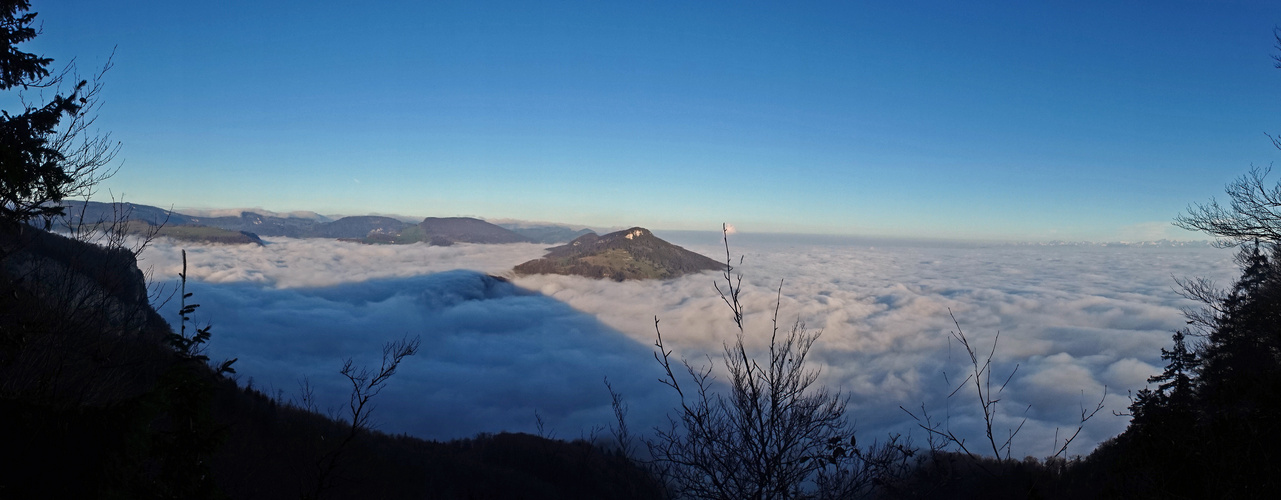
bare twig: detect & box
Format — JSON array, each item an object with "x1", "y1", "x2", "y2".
[
  {"x1": 605, "y1": 377, "x2": 634, "y2": 457},
  {"x1": 1049, "y1": 388, "x2": 1108, "y2": 460},
  {"x1": 306, "y1": 335, "x2": 420, "y2": 500}
]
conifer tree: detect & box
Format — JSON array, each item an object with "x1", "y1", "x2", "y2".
[{"x1": 0, "y1": 0, "x2": 116, "y2": 226}]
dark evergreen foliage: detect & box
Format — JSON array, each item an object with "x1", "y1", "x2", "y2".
[
  {"x1": 1088, "y1": 29, "x2": 1281, "y2": 497},
  {"x1": 1094, "y1": 242, "x2": 1281, "y2": 497},
  {"x1": 0, "y1": 0, "x2": 74, "y2": 223},
  {"x1": 0, "y1": 1, "x2": 116, "y2": 226}
]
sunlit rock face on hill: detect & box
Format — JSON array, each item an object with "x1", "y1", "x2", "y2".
[{"x1": 513, "y1": 227, "x2": 721, "y2": 281}]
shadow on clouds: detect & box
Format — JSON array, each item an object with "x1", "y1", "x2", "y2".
[{"x1": 159, "y1": 270, "x2": 675, "y2": 441}]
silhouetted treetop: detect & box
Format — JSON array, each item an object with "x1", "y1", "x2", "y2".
[
  {"x1": 0, "y1": 1, "x2": 52, "y2": 89},
  {"x1": 1175, "y1": 167, "x2": 1281, "y2": 246}
]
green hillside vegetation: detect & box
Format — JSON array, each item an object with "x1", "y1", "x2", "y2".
[
  {"x1": 514, "y1": 227, "x2": 721, "y2": 280},
  {"x1": 580, "y1": 248, "x2": 667, "y2": 277},
  {"x1": 65, "y1": 218, "x2": 264, "y2": 245},
  {"x1": 391, "y1": 223, "x2": 427, "y2": 244}
]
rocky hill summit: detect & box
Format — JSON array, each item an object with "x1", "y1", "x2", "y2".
[{"x1": 513, "y1": 227, "x2": 720, "y2": 281}]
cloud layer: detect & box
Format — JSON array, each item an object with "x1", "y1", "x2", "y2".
[
  {"x1": 141, "y1": 234, "x2": 1238, "y2": 456},
  {"x1": 141, "y1": 238, "x2": 549, "y2": 288}
]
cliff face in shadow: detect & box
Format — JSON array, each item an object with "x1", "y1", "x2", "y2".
[
  {"x1": 0, "y1": 222, "x2": 171, "y2": 406},
  {"x1": 2, "y1": 221, "x2": 181, "y2": 496}
]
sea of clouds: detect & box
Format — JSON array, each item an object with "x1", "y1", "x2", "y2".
[{"x1": 138, "y1": 233, "x2": 1238, "y2": 457}]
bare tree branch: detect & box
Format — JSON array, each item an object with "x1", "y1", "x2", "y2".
[
  {"x1": 644, "y1": 224, "x2": 907, "y2": 499},
  {"x1": 305, "y1": 335, "x2": 420, "y2": 500}
]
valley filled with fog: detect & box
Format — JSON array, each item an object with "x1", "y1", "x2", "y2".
[{"x1": 140, "y1": 233, "x2": 1238, "y2": 457}]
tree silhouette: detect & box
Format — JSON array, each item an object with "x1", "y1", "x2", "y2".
[
  {"x1": 1116, "y1": 241, "x2": 1281, "y2": 495},
  {"x1": 1129, "y1": 329, "x2": 1197, "y2": 425},
  {"x1": 1124, "y1": 30, "x2": 1281, "y2": 495},
  {"x1": 0, "y1": 0, "x2": 118, "y2": 226}
]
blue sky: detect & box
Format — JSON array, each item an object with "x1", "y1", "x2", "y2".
[{"x1": 26, "y1": 0, "x2": 1281, "y2": 240}]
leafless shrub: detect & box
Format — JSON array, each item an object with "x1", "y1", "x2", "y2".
[
  {"x1": 641, "y1": 224, "x2": 908, "y2": 499},
  {"x1": 605, "y1": 377, "x2": 636, "y2": 458},
  {"x1": 902, "y1": 311, "x2": 1104, "y2": 477}
]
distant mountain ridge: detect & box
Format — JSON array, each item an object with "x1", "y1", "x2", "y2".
[
  {"x1": 56, "y1": 201, "x2": 571, "y2": 246},
  {"x1": 417, "y1": 217, "x2": 533, "y2": 244},
  {"x1": 308, "y1": 216, "x2": 411, "y2": 240},
  {"x1": 55, "y1": 202, "x2": 262, "y2": 245},
  {"x1": 61, "y1": 201, "x2": 197, "y2": 227},
  {"x1": 177, "y1": 207, "x2": 333, "y2": 222},
  {"x1": 495, "y1": 223, "x2": 596, "y2": 244},
  {"x1": 514, "y1": 227, "x2": 721, "y2": 281}
]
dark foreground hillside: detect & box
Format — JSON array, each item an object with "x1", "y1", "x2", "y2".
[
  {"x1": 0, "y1": 223, "x2": 660, "y2": 499},
  {"x1": 211, "y1": 382, "x2": 661, "y2": 499}
]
